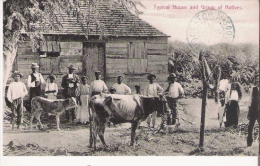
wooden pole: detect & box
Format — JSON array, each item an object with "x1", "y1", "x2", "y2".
[{"x1": 199, "y1": 53, "x2": 207, "y2": 149}]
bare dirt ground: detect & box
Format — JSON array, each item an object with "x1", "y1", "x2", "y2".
[{"x1": 2, "y1": 96, "x2": 258, "y2": 156}]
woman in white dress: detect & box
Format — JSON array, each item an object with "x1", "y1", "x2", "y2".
[
  {"x1": 76, "y1": 76, "x2": 90, "y2": 124},
  {"x1": 45, "y1": 74, "x2": 58, "y2": 100}
]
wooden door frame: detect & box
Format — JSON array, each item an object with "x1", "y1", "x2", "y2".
[{"x1": 83, "y1": 42, "x2": 106, "y2": 81}]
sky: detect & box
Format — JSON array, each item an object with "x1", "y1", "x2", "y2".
[{"x1": 138, "y1": 0, "x2": 259, "y2": 45}]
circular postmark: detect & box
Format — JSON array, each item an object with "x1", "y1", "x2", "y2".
[{"x1": 187, "y1": 10, "x2": 235, "y2": 53}]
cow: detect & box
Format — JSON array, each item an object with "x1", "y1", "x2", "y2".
[
  {"x1": 88, "y1": 94, "x2": 169, "y2": 150},
  {"x1": 30, "y1": 96, "x2": 77, "y2": 131}
]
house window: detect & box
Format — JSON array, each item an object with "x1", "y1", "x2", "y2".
[
  {"x1": 39, "y1": 40, "x2": 61, "y2": 57},
  {"x1": 39, "y1": 41, "x2": 61, "y2": 74},
  {"x1": 127, "y1": 42, "x2": 147, "y2": 74}
]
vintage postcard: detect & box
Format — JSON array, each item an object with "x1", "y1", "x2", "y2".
[{"x1": 1, "y1": 0, "x2": 259, "y2": 165}]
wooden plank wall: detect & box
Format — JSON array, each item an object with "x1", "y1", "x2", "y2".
[
  {"x1": 15, "y1": 41, "x2": 83, "y2": 99},
  {"x1": 105, "y1": 37, "x2": 169, "y2": 92}
]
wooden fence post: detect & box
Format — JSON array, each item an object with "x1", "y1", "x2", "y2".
[{"x1": 199, "y1": 52, "x2": 207, "y2": 149}]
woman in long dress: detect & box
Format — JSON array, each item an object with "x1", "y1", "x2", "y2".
[
  {"x1": 76, "y1": 76, "x2": 90, "y2": 124},
  {"x1": 225, "y1": 82, "x2": 242, "y2": 128},
  {"x1": 45, "y1": 74, "x2": 58, "y2": 100}
]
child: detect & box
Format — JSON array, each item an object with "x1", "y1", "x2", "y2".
[
  {"x1": 134, "y1": 84, "x2": 142, "y2": 95},
  {"x1": 7, "y1": 71, "x2": 28, "y2": 130},
  {"x1": 109, "y1": 87, "x2": 117, "y2": 94},
  {"x1": 45, "y1": 74, "x2": 58, "y2": 100}
]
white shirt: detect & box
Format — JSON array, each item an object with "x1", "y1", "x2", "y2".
[
  {"x1": 144, "y1": 83, "x2": 163, "y2": 97},
  {"x1": 219, "y1": 79, "x2": 229, "y2": 92},
  {"x1": 168, "y1": 82, "x2": 184, "y2": 98},
  {"x1": 45, "y1": 82, "x2": 58, "y2": 96},
  {"x1": 7, "y1": 81, "x2": 28, "y2": 103},
  {"x1": 112, "y1": 83, "x2": 131, "y2": 95},
  {"x1": 90, "y1": 80, "x2": 108, "y2": 94},
  {"x1": 27, "y1": 72, "x2": 45, "y2": 87},
  {"x1": 226, "y1": 90, "x2": 239, "y2": 102},
  {"x1": 68, "y1": 74, "x2": 73, "y2": 79}
]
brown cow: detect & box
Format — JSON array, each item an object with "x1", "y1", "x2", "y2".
[
  {"x1": 89, "y1": 94, "x2": 169, "y2": 150},
  {"x1": 30, "y1": 96, "x2": 77, "y2": 131}
]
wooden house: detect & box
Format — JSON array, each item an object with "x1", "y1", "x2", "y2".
[{"x1": 13, "y1": 1, "x2": 170, "y2": 98}]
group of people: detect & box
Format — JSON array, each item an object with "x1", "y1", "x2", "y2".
[{"x1": 7, "y1": 62, "x2": 185, "y2": 129}]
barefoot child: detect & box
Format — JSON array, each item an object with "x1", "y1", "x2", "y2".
[{"x1": 7, "y1": 71, "x2": 28, "y2": 130}]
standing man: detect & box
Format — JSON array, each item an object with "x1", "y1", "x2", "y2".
[
  {"x1": 144, "y1": 73, "x2": 164, "y2": 128},
  {"x1": 163, "y1": 73, "x2": 184, "y2": 125},
  {"x1": 61, "y1": 65, "x2": 80, "y2": 122},
  {"x1": 89, "y1": 71, "x2": 108, "y2": 97},
  {"x1": 27, "y1": 63, "x2": 45, "y2": 102},
  {"x1": 112, "y1": 76, "x2": 131, "y2": 95},
  {"x1": 7, "y1": 71, "x2": 28, "y2": 130}
]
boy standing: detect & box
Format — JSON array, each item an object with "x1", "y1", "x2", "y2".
[{"x1": 7, "y1": 71, "x2": 28, "y2": 130}]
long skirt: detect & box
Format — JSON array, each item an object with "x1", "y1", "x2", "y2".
[
  {"x1": 76, "y1": 95, "x2": 89, "y2": 123},
  {"x1": 225, "y1": 100, "x2": 240, "y2": 127}
]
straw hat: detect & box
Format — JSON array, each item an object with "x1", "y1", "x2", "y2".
[
  {"x1": 31, "y1": 63, "x2": 39, "y2": 68},
  {"x1": 12, "y1": 71, "x2": 23, "y2": 78},
  {"x1": 67, "y1": 65, "x2": 76, "y2": 70}
]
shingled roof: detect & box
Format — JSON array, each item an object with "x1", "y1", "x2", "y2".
[{"x1": 33, "y1": 1, "x2": 168, "y2": 37}]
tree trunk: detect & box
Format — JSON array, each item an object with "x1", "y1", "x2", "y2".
[{"x1": 3, "y1": 35, "x2": 19, "y2": 108}]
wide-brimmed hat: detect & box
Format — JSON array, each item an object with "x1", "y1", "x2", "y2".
[
  {"x1": 147, "y1": 73, "x2": 156, "y2": 80},
  {"x1": 47, "y1": 74, "x2": 56, "y2": 80},
  {"x1": 67, "y1": 65, "x2": 76, "y2": 70},
  {"x1": 12, "y1": 71, "x2": 23, "y2": 78},
  {"x1": 31, "y1": 63, "x2": 39, "y2": 68},
  {"x1": 168, "y1": 73, "x2": 177, "y2": 79},
  {"x1": 95, "y1": 71, "x2": 101, "y2": 75},
  {"x1": 81, "y1": 76, "x2": 88, "y2": 81}
]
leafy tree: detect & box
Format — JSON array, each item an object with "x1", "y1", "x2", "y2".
[{"x1": 3, "y1": 0, "x2": 144, "y2": 101}]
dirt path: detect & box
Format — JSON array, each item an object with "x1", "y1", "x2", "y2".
[{"x1": 3, "y1": 97, "x2": 253, "y2": 156}]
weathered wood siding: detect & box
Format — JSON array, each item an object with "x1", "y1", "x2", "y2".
[
  {"x1": 14, "y1": 36, "x2": 169, "y2": 100},
  {"x1": 105, "y1": 37, "x2": 169, "y2": 91}
]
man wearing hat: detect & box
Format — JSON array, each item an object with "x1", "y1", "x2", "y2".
[
  {"x1": 61, "y1": 65, "x2": 80, "y2": 122},
  {"x1": 45, "y1": 74, "x2": 58, "y2": 100},
  {"x1": 112, "y1": 76, "x2": 131, "y2": 95},
  {"x1": 27, "y1": 63, "x2": 45, "y2": 102},
  {"x1": 7, "y1": 71, "x2": 28, "y2": 130},
  {"x1": 163, "y1": 73, "x2": 184, "y2": 125},
  {"x1": 89, "y1": 71, "x2": 108, "y2": 97},
  {"x1": 144, "y1": 73, "x2": 164, "y2": 128}
]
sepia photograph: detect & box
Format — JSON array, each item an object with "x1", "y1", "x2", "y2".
[{"x1": 1, "y1": 0, "x2": 259, "y2": 165}]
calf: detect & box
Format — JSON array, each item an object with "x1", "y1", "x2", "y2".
[
  {"x1": 89, "y1": 94, "x2": 169, "y2": 150},
  {"x1": 30, "y1": 96, "x2": 77, "y2": 131}
]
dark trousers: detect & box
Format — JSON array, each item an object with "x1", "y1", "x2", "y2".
[
  {"x1": 166, "y1": 97, "x2": 178, "y2": 125},
  {"x1": 225, "y1": 100, "x2": 239, "y2": 127},
  {"x1": 64, "y1": 88, "x2": 76, "y2": 122},
  {"x1": 247, "y1": 115, "x2": 257, "y2": 146},
  {"x1": 30, "y1": 86, "x2": 42, "y2": 102},
  {"x1": 11, "y1": 98, "x2": 23, "y2": 129}
]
